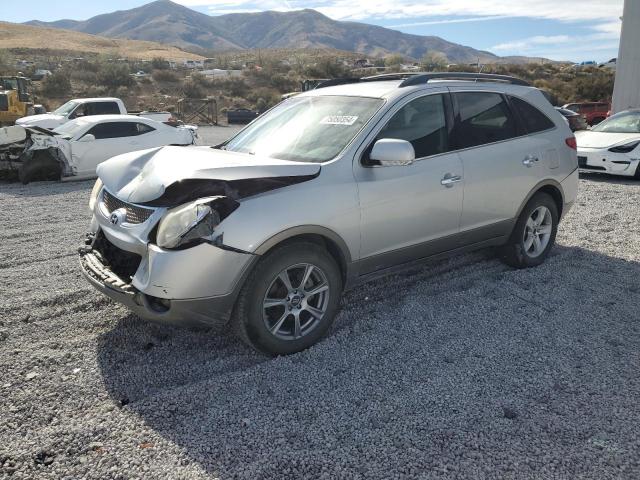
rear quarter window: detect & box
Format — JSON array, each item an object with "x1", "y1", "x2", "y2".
[
  {"x1": 135, "y1": 122, "x2": 156, "y2": 135},
  {"x1": 509, "y1": 96, "x2": 555, "y2": 134}
]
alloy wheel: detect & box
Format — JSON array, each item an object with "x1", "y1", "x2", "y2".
[
  {"x1": 523, "y1": 206, "x2": 553, "y2": 257},
  {"x1": 262, "y1": 263, "x2": 330, "y2": 340}
]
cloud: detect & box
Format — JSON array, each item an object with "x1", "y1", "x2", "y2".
[
  {"x1": 173, "y1": 0, "x2": 623, "y2": 24},
  {"x1": 172, "y1": 0, "x2": 622, "y2": 60},
  {"x1": 492, "y1": 35, "x2": 571, "y2": 52},
  {"x1": 490, "y1": 20, "x2": 621, "y2": 59},
  {"x1": 389, "y1": 15, "x2": 510, "y2": 28}
]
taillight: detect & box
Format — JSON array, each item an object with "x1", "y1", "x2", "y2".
[{"x1": 565, "y1": 137, "x2": 577, "y2": 150}]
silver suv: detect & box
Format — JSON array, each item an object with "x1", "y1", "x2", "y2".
[{"x1": 80, "y1": 73, "x2": 579, "y2": 355}]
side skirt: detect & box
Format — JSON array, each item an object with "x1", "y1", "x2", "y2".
[{"x1": 345, "y1": 220, "x2": 514, "y2": 289}]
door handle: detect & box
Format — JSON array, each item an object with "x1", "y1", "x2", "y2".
[
  {"x1": 523, "y1": 155, "x2": 539, "y2": 167},
  {"x1": 440, "y1": 174, "x2": 462, "y2": 187}
]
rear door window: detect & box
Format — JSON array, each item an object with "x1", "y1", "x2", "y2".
[
  {"x1": 86, "y1": 102, "x2": 121, "y2": 115},
  {"x1": 509, "y1": 96, "x2": 555, "y2": 134},
  {"x1": 85, "y1": 122, "x2": 138, "y2": 139},
  {"x1": 376, "y1": 94, "x2": 450, "y2": 158},
  {"x1": 454, "y1": 92, "x2": 518, "y2": 149}
]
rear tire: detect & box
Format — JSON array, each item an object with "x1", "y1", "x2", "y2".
[
  {"x1": 500, "y1": 192, "x2": 558, "y2": 269},
  {"x1": 232, "y1": 242, "x2": 342, "y2": 356}
]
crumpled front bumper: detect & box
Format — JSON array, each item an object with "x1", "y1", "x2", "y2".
[{"x1": 79, "y1": 231, "x2": 256, "y2": 327}]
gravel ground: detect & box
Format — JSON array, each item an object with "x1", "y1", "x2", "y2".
[{"x1": 1, "y1": 172, "x2": 640, "y2": 480}]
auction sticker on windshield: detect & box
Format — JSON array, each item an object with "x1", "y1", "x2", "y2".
[{"x1": 320, "y1": 115, "x2": 359, "y2": 126}]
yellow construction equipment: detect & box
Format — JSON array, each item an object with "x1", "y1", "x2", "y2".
[{"x1": 0, "y1": 77, "x2": 34, "y2": 126}]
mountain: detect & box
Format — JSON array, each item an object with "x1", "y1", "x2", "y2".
[
  {"x1": 26, "y1": 19, "x2": 82, "y2": 30},
  {"x1": 25, "y1": 0, "x2": 509, "y2": 63},
  {"x1": 0, "y1": 21, "x2": 204, "y2": 61}
]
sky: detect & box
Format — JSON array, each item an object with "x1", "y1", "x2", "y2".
[{"x1": 6, "y1": 0, "x2": 624, "y2": 62}]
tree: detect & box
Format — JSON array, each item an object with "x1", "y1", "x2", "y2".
[
  {"x1": 421, "y1": 50, "x2": 448, "y2": 71},
  {"x1": 384, "y1": 54, "x2": 405, "y2": 69}
]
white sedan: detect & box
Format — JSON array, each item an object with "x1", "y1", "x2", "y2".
[
  {"x1": 1, "y1": 115, "x2": 197, "y2": 183},
  {"x1": 576, "y1": 110, "x2": 640, "y2": 178}
]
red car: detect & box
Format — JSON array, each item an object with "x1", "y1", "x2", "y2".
[{"x1": 562, "y1": 102, "x2": 610, "y2": 126}]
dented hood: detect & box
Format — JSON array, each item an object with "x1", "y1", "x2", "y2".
[{"x1": 97, "y1": 146, "x2": 321, "y2": 205}]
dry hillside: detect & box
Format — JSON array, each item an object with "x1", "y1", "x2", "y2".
[{"x1": 0, "y1": 21, "x2": 203, "y2": 61}]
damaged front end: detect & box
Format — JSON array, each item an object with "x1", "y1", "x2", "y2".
[
  {"x1": 0, "y1": 125, "x2": 72, "y2": 182},
  {"x1": 79, "y1": 145, "x2": 322, "y2": 326}
]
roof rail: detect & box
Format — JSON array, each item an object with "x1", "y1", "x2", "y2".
[
  {"x1": 312, "y1": 73, "x2": 418, "y2": 90},
  {"x1": 360, "y1": 73, "x2": 420, "y2": 82},
  {"x1": 309, "y1": 72, "x2": 531, "y2": 91},
  {"x1": 314, "y1": 78, "x2": 361, "y2": 89},
  {"x1": 398, "y1": 72, "x2": 530, "y2": 87}
]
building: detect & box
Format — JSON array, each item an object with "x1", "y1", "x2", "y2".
[{"x1": 612, "y1": 0, "x2": 640, "y2": 114}]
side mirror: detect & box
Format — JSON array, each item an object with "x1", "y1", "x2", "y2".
[
  {"x1": 369, "y1": 138, "x2": 415, "y2": 166},
  {"x1": 79, "y1": 133, "x2": 95, "y2": 142}
]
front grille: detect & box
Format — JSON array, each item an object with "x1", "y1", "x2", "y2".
[
  {"x1": 102, "y1": 190, "x2": 154, "y2": 224},
  {"x1": 577, "y1": 156, "x2": 588, "y2": 168},
  {"x1": 92, "y1": 230, "x2": 141, "y2": 281}
]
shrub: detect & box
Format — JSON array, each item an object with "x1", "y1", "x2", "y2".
[
  {"x1": 183, "y1": 81, "x2": 206, "y2": 99},
  {"x1": 246, "y1": 86, "x2": 281, "y2": 109},
  {"x1": 151, "y1": 57, "x2": 170, "y2": 70},
  {"x1": 152, "y1": 69, "x2": 181, "y2": 83},
  {"x1": 42, "y1": 70, "x2": 72, "y2": 97},
  {"x1": 384, "y1": 54, "x2": 405, "y2": 68},
  {"x1": 421, "y1": 51, "x2": 448, "y2": 71},
  {"x1": 214, "y1": 77, "x2": 249, "y2": 97},
  {"x1": 97, "y1": 63, "x2": 135, "y2": 90},
  {"x1": 71, "y1": 70, "x2": 97, "y2": 85}
]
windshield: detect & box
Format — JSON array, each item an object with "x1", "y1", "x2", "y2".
[
  {"x1": 224, "y1": 96, "x2": 384, "y2": 163},
  {"x1": 53, "y1": 100, "x2": 79, "y2": 117},
  {"x1": 53, "y1": 120, "x2": 87, "y2": 139},
  {"x1": 592, "y1": 111, "x2": 640, "y2": 133}
]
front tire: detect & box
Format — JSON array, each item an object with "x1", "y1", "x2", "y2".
[
  {"x1": 18, "y1": 151, "x2": 62, "y2": 184},
  {"x1": 500, "y1": 192, "x2": 558, "y2": 269},
  {"x1": 232, "y1": 242, "x2": 342, "y2": 355}
]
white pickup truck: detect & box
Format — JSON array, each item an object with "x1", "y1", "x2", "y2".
[{"x1": 15, "y1": 97, "x2": 172, "y2": 129}]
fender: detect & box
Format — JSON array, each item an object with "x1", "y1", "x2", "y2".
[
  {"x1": 255, "y1": 225, "x2": 353, "y2": 262},
  {"x1": 513, "y1": 178, "x2": 565, "y2": 224},
  {"x1": 254, "y1": 225, "x2": 355, "y2": 287}
]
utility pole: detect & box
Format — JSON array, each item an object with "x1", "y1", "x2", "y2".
[{"x1": 612, "y1": 0, "x2": 640, "y2": 114}]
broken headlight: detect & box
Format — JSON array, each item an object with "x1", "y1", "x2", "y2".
[
  {"x1": 89, "y1": 178, "x2": 103, "y2": 211},
  {"x1": 156, "y1": 198, "x2": 221, "y2": 249}
]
